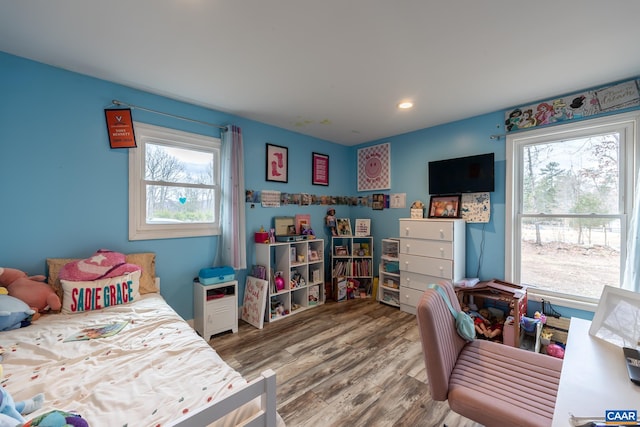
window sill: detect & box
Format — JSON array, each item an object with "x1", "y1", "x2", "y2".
[{"x1": 526, "y1": 289, "x2": 598, "y2": 313}]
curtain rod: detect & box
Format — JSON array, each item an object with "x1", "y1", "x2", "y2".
[{"x1": 109, "y1": 99, "x2": 227, "y2": 130}]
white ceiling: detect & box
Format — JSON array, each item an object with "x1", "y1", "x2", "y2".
[{"x1": 2, "y1": 1, "x2": 640, "y2": 146}]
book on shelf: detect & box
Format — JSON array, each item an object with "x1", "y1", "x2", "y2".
[
  {"x1": 251, "y1": 264, "x2": 267, "y2": 280},
  {"x1": 308, "y1": 286, "x2": 319, "y2": 305}
]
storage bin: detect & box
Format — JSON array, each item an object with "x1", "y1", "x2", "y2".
[{"x1": 199, "y1": 266, "x2": 235, "y2": 285}]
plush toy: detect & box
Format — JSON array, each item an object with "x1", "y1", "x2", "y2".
[
  {"x1": 24, "y1": 410, "x2": 89, "y2": 427},
  {"x1": 0, "y1": 290, "x2": 36, "y2": 332},
  {"x1": 0, "y1": 268, "x2": 62, "y2": 313},
  {"x1": 0, "y1": 364, "x2": 45, "y2": 427},
  {"x1": 546, "y1": 343, "x2": 565, "y2": 359}
]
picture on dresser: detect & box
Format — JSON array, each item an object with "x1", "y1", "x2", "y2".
[{"x1": 428, "y1": 195, "x2": 461, "y2": 218}]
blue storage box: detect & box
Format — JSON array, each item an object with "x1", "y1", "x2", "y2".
[{"x1": 199, "y1": 266, "x2": 235, "y2": 285}]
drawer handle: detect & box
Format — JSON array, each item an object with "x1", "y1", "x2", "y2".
[
  {"x1": 439, "y1": 229, "x2": 444, "y2": 238},
  {"x1": 405, "y1": 227, "x2": 410, "y2": 236}
]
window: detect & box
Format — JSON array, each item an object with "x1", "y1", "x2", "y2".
[
  {"x1": 129, "y1": 122, "x2": 221, "y2": 240},
  {"x1": 506, "y1": 112, "x2": 639, "y2": 308}
]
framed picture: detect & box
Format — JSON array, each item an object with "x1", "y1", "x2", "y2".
[
  {"x1": 312, "y1": 152, "x2": 329, "y2": 186},
  {"x1": 241, "y1": 276, "x2": 268, "y2": 330},
  {"x1": 354, "y1": 219, "x2": 371, "y2": 236},
  {"x1": 266, "y1": 143, "x2": 288, "y2": 183},
  {"x1": 372, "y1": 194, "x2": 385, "y2": 210},
  {"x1": 428, "y1": 195, "x2": 462, "y2": 218},
  {"x1": 336, "y1": 218, "x2": 352, "y2": 236},
  {"x1": 104, "y1": 108, "x2": 137, "y2": 148},
  {"x1": 295, "y1": 214, "x2": 311, "y2": 235},
  {"x1": 357, "y1": 142, "x2": 391, "y2": 191},
  {"x1": 335, "y1": 245, "x2": 348, "y2": 256}
]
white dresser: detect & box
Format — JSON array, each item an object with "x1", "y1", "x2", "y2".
[{"x1": 398, "y1": 218, "x2": 466, "y2": 314}]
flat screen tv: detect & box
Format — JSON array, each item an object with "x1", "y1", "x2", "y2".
[{"x1": 428, "y1": 153, "x2": 495, "y2": 195}]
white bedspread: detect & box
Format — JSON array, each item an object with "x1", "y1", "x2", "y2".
[{"x1": 0, "y1": 293, "x2": 259, "y2": 427}]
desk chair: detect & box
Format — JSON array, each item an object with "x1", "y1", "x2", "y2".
[{"x1": 416, "y1": 282, "x2": 563, "y2": 427}]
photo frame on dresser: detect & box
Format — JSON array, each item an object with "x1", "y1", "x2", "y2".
[{"x1": 428, "y1": 195, "x2": 462, "y2": 218}]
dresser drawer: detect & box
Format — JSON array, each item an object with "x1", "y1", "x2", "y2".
[
  {"x1": 399, "y1": 238, "x2": 453, "y2": 259},
  {"x1": 399, "y1": 286, "x2": 426, "y2": 313},
  {"x1": 399, "y1": 253, "x2": 453, "y2": 279},
  {"x1": 400, "y1": 271, "x2": 446, "y2": 292},
  {"x1": 399, "y1": 219, "x2": 454, "y2": 240}
]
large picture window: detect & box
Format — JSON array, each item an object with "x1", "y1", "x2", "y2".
[
  {"x1": 506, "y1": 112, "x2": 639, "y2": 309},
  {"x1": 129, "y1": 122, "x2": 221, "y2": 240}
]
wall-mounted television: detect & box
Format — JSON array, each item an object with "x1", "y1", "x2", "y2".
[{"x1": 428, "y1": 153, "x2": 494, "y2": 195}]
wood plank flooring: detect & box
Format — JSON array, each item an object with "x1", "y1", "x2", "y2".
[{"x1": 210, "y1": 298, "x2": 483, "y2": 427}]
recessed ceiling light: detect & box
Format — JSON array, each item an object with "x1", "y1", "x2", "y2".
[{"x1": 398, "y1": 101, "x2": 414, "y2": 109}]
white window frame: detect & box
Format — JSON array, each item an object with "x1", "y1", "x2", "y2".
[
  {"x1": 129, "y1": 122, "x2": 221, "y2": 240},
  {"x1": 505, "y1": 111, "x2": 639, "y2": 311}
]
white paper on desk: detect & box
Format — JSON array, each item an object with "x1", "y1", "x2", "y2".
[{"x1": 590, "y1": 287, "x2": 640, "y2": 348}]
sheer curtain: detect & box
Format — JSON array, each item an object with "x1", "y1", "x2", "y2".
[
  {"x1": 215, "y1": 125, "x2": 246, "y2": 270},
  {"x1": 623, "y1": 171, "x2": 640, "y2": 292}
]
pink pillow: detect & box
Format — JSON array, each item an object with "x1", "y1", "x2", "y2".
[{"x1": 59, "y1": 249, "x2": 141, "y2": 282}]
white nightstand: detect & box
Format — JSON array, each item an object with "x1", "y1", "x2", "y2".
[{"x1": 193, "y1": 280, "x2": 238, "y2": 340}]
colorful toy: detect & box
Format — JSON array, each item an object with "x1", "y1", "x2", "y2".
[
  {"x1": 274, "y1": 272, "x2": 285, "y2": 292},
  {"x1": 24, "y1": 410, "x2": 89, "y2": 427},
  {"x1": 0, "y1": 267, "x2": 62, "y2": 313},
  {"x1": 325, "y1": 208, "x2": 337, "y2": 236},
  {"x1": 546, "y1": 343, "x2": 565, "y2": 359},
  {"x1": 0, "y1": 364, "x2": 45, "y2": 426}
]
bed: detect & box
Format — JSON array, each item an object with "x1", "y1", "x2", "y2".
[{"x1": 0, "y1": 253, "x2": 282, "y2": 427}]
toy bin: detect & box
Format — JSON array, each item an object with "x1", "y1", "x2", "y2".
[{"x1": 199, "y1": 266, "x2": 235, "y2": 285}]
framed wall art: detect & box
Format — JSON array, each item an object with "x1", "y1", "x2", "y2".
[
  {"x1": 312, "y1": 152, "x2": 329, "y2": 186},
  {"x1": 104, "y1": 108, "x2": 137, "y2": 148},
  {"x1": 336, "y1": 218, "x2": 352, "y2": 236},
  {"x1": 428, "y1": 195, "x2": 462, "y2": 218},
  {"x1": 354, "y1": 219, "x2": 371, "y2": 236},
  {"x1": 241, "y1": 276, "x2": 268, "y2": 330},
  {"x1": 266, "y1": 143, "x2": 288, "y2": 183},
  {"x1": 357, "y1": 142, "x2": 390, "y2": 191}
]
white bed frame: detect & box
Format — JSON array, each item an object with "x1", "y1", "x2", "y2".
[{"x1": 168, "y1": 369, "x2": 278, "y2": 427}]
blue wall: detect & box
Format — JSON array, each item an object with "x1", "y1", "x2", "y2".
[
  {"x1": 0, "y1": 51, "x2": 595, "y2": 320},
  {"x1": 1, "y1": 52, "x2": 347, "y2": 319}
]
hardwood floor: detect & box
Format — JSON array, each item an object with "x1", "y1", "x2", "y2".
[{"x1": 211, "y1": 298, "x2": 483, "y2": 427}]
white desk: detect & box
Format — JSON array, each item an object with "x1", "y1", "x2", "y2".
[{"x1": 552, "y1": 317, "x2": 640, "y2": 426}]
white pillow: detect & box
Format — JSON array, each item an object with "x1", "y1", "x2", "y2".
[{"x1": 60, "y1": 270, "x2": 141, "y2": 314}]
